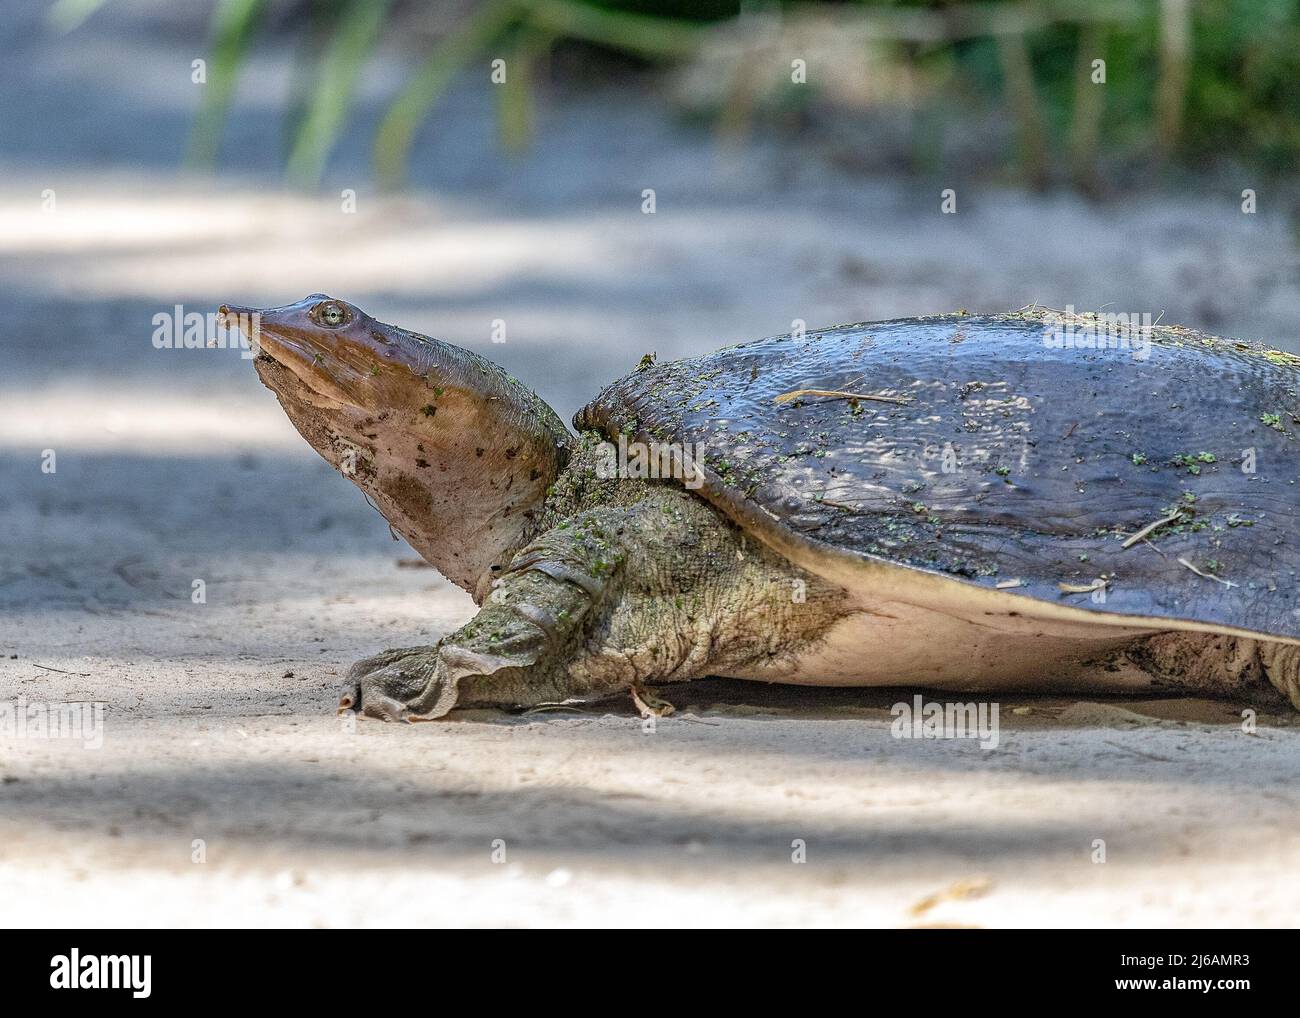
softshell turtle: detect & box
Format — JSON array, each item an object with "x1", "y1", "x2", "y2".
[{"x1": 219, "y1": 295, "x2": 1300, "y2": 720}]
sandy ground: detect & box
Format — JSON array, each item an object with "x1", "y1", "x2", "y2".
[{"x1": 2, "y1": 2, "x2": 1300, "y2": 927}]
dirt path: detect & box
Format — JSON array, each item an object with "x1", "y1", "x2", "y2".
[{"x1": 3, "y1": 338, "x2": 1297, "y2": 927}]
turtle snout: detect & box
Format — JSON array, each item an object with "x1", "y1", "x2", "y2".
[{"x1": 217, "y1": 303, "x2": 256, "y2": 327}]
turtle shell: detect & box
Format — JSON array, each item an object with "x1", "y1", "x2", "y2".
[{"x1": 576, "y1": 311, "x2": 1300, "y2": 644}]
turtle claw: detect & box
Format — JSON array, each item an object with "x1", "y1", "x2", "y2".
[
  {"x1": 337, "y1": 681, "x2": 411, "y2": 721},
  {"x1": 630, "y1": 680, "x2": 676, "y2": 718},
  {"x1": 358, "y1": 690, "x2": 414, "y2": 723},
  {"x1": 342, "y1": 645, "x2": 460, "y2": 722}
]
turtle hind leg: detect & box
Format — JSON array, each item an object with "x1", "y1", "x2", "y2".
[
  {"x1": 342, "y1": 512, "x2": 633, "y2": 721},
  {"x1": 1128, "y1": 631, "x2": 1298, "y2": 709},
  {"x1": 1259, "y1": 642, "x2": 1300, "y2": 710}
]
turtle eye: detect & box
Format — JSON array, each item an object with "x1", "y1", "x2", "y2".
[{"x1": 315, "y1": 302, "x2": 349, "y2": 327}]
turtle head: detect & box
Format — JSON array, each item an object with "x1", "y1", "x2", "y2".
[
  {"x1": 220, "y1": 294, "x2": 437, "y2": 413},
  {"x1": 221, "y1": 294, "x2": 571, "y2": 599}
]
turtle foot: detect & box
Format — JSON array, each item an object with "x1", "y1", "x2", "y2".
[
  {"x1": 1259, "y1": 642, "x2": 1300, "y2": 711},
  {"x1": 630, "y1": 680, "x2": 676, "y2": 718},
  {"x1": 340, "y1": 646, "x2": 459, "y2": 722}
]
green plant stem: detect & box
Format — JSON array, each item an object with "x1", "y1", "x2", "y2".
[
  {"x1": 1069, "y1": 22, "x2": 1106, "y2": 195},
  {"x1": 1154, "y1": 0, "x2": 1192, "y2": 157},
  {"x1": 523, "y1": 0, "x2": 702, "y2": 61},
  {"x1": 286, "y1": 0, "x2": 395, "y2": 186},
  {"x1": 498, "y1": 27, "x2": 557, "y2": 154},
  {"x1": 185, "y1": 0, "x2": 268, "y2": 169},
  {"x1": 374, "y1": 0, "x2": 522, "y2": 189},
  {"x1": 995, "y1": 28, "x2": 1050, "y2": 190}
]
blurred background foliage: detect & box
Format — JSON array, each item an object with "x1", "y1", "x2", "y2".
[{"x1": 50, "y1": 0, "x2": 1300, "y2": 191}]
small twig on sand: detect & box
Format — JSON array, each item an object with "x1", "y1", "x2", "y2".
[
  {"x1": 908, "y1": 877, "x2": 993, "y2": 917},
  {"x1": 32, "y1": 663, "x2": 92, "y2": 677},
  {"x1": 521, "y1": 702, "x2": 590, "y2": 715},
  {"x1": 1104, "y1": 740, "x2": 1175, "y2": 763}
]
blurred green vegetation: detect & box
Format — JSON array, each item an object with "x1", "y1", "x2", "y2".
[
  {"x1": 945, "y1": 0, "x2": 1300, "y2": 174},
  {"x1": 51, "y1": 0, "x2": 1300, "y2": 188}
]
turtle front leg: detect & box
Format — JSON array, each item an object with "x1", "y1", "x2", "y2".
[
  {"x1": 343, "y1": 488, "x2": 852, "y2": 721},
  {"x1": 341, "y1": 516, "x2": 627, "y2": 721}
]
